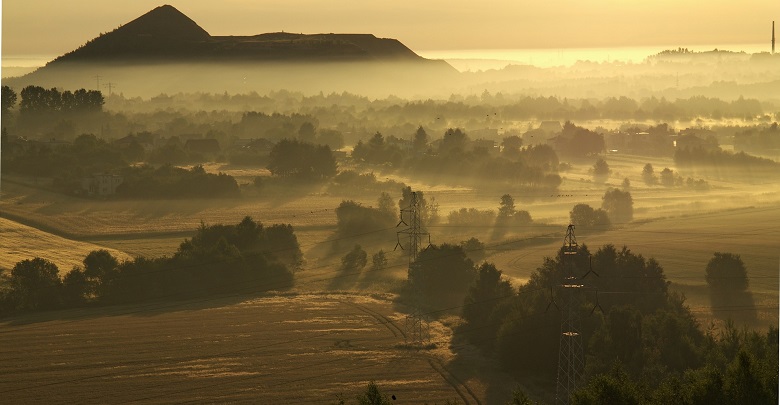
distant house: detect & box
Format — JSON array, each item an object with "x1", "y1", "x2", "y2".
[
  {"x1": 184, "y1": 138, "x2": 221, "y2": 155},
  {"x1": 82, "y1": 173, "x2": 124, "y2": 196}
]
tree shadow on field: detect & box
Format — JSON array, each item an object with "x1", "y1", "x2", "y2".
[
  {"x1": 443, "y1": 331, "x2": 545, "y2": 405},
  {"x1": 710, "y1": 289, "x2": 759, "y2": 327},
  {"x1": 1, "y1": 290, "x2": 278, "y2": 327}
]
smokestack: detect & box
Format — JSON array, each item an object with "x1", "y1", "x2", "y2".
[{"x1": 773, "y1": 21, "x2": 776, "y2": 54}]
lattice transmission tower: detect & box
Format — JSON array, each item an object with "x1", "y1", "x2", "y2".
[
  {"x1": 555, "y1": 224, "x2": 585, "y2": 405},
  {"x1": 395, "y1": 191, "x2": 432, "y2": 344}
]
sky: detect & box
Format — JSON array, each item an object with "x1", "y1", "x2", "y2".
[{"x1": 2, "y1": 0, "x2": 779, "y2": 57}]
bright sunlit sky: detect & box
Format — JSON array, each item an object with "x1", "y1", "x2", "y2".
[{"x1": 1, "y1": 0, "x2": 778, "y2": 57}]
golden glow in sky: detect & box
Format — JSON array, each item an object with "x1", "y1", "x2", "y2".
[{"x1": 2, "y1": 0, "x2": 778, "y2": 56}]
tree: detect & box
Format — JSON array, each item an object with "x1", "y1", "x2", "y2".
[
  {"x1": 1, "y1": 85, "x2": 17, "y2": 116},
  {"x1": 409, "y1": 244, "x2": 476, "y2": 308},
  {"x1": 398, "y1": 187, "x2": 437, "y2": 228},
  {"x1": 705, "y1": 252, "x2": 748, "y2": 292},
  {"x1": 570, "y1": 204, "x2": 610, "y2": 229},
  {"x1": 460, "y1": 237, "x2": 486, "y2": 262},
  {"x1": 592, "y1": 158, "x2": 611, "y2": 182},
  {"x1": 268, "y1": 139, "x2": 337, "y2": 180},
  {"x1": 621, "y1": 177, "x2": 631, "y2": 191},
  {"x1": 62, "y1": 267, "x2": 89, "y2": 306},
  {"x1": 601, "y1": 188, "x2": 633, "y2": 224},
  {"x1": 439, "y1": 128, "x2": 469, "y2": 153},
  {"x1": 83, "y1": 249, "x2": 119, "y2": 282},
  {"x1": 462, "y1": 263, "x2": 513, "y2": 335},
  {"x1": 8, "y1": 258, "x2": 62, "y2": 310},
  {"x1": 498, "y1": 194, "x2": 516, "y2": 218},
  {"x1": 571, "y1": 365, "x2": 642, "y2": 405},
  {"x1": 341, "y1": 245, "x2": 368, "y2": 272},
  {"x1": 356, "y1": 381, "x2": 392, "y2": 405},
  {"x1": 642, "y1": 163, "x2": 657, "y2": 185},
  {"x1": 660, "y1": 168, "x2": 676, "y2": 187},
  {"x1": 413, "y1": 126, "x2": 428, "y2": 151},
  {"x1": 377, "y1": 192, "x2": 396, "y2": 219},
  {"x1": 371, "y1": 250, "x2": 387, "y2": 271},
  {"x1": 298, "y1": 121, "x2": 316, "y2": 143}
]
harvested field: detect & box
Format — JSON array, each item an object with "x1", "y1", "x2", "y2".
[
  {"x1": 0, "y1": 217, "x2": 131, "y2": 273},
  {"x1": 0, "y1": 293, "x2": 506, "y2": 404}
]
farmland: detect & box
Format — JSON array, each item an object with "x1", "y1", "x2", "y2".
[
  {"x1": 0, "y1": 293, "x2": 510, "y2": 404},
  {"x1": 1, "y1": 150, "x2": 778, "y2": 403}
]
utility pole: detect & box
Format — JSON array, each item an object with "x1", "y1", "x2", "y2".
[
  {"x1": 555, "y1": 224, "x2": 585, "y2": 405},
  {"x1": 94, "y1": 75, "x2": 101, "y2": 92},
  {"x1": 395, "y1": 191, "x2": 432, "y2": 344},
  {"x1": 103, "y1": 82, "x2": 117, "y2": 97}
]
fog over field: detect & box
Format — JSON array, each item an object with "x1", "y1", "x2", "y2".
[{"x1": 1, "y1": 3, "x2": 779, "y2": 405}]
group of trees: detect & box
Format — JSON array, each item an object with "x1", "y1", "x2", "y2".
[
  {"x1": 553, "y1": 122, "x2": 606, "y2": 160},
  {"x1": 451, "y1": 243, "x2": 777, "y2": 404},
  {"x1": 0, "y1": 217, "x2": 300, "y2": 313},
  {"x1": 267, "y1": 138, "x2": 338, "y2": 180},
  {"x1": 117, "y1": 164, "x2": 240, "y2": 199},
  {"x1": 674, "y1": 147, "x2": 780, "y2": 181},
  {"x1": 3, "y1": 133, "x2": 126, "y2": 181},
  {"x1": 569, "y1": 188, "x2": 633, "y2": 229},
  {"x1": 18, "y1": 85, "x2": 104, "y2": 115},
  {"x1": 734, "y1": 122, "x2": 780, "y2": 157}
]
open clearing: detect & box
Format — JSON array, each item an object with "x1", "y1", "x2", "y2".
[{"x1": 0, "y1": 293, "x2": 510, "y2": 404}]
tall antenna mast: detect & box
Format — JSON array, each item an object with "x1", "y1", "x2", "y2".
[{"x1": 773, "y1": 21, "x2": 775, "y2": 54}]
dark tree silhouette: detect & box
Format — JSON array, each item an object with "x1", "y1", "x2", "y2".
[
  {"x1": 705, "y1": 252, "x2": 748, "y2": 292},
  {"x1": 8, "y1": 258, "x2": 62, "y2": 310},
  {"x1": 570, "y1": 204, "x2": 610, "y2": 229},
  {"x1": 1, "y1": 85, "x2": 17, "y2": 116},
  {"x1": 268, "y1": 139, "x2": 337, "y2": 180}
]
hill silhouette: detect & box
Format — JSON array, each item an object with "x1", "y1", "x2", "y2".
[
  {"x1": 47, "y1": 5, "x2": 439, "y2": 64},
  {"x1": 6, "y1": 5, "x2": 455, "y2": 97}
]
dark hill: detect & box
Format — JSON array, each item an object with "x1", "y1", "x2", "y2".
[
  {"x1": 6, "y1": 5, "x2": 458, "y2": 97},
  {"x1": 47, "y1": 5, "x2": 440, "y2": 64}
]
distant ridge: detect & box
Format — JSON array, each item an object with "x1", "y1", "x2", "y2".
[
  {"x1": 6, "y1": 5, "x2": 457, "y2": 97},
  {"x1": 47, "y1": 4, "x2": 442, "y2": 64}
]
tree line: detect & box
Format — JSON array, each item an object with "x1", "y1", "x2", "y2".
[{"x1": 0, "y1": 217, "x2": 300, "y2": 314}]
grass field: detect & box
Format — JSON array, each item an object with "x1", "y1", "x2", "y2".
[{"x1": 0, "y1": 293, "x2": 511, "y2": 404}]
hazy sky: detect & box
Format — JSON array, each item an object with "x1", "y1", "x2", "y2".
[{"x1": 2, "y1": 0, "x2": 779, "y2": 56}]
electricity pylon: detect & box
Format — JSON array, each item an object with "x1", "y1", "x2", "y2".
[
  {"x1": 555, "y1": 224, "x2": 585, "y2": 405},
  {"x1": 395, "y1": 191, "x2": 431, "y2": 344}
]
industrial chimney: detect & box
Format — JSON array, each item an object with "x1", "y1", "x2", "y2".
[{"x1": 773, "y1": 21, "x2": 776, "y2": 54}]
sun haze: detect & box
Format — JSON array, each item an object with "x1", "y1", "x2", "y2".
[{"x1": 2, "y1": 0, "x2": 778, "y2": 56}]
